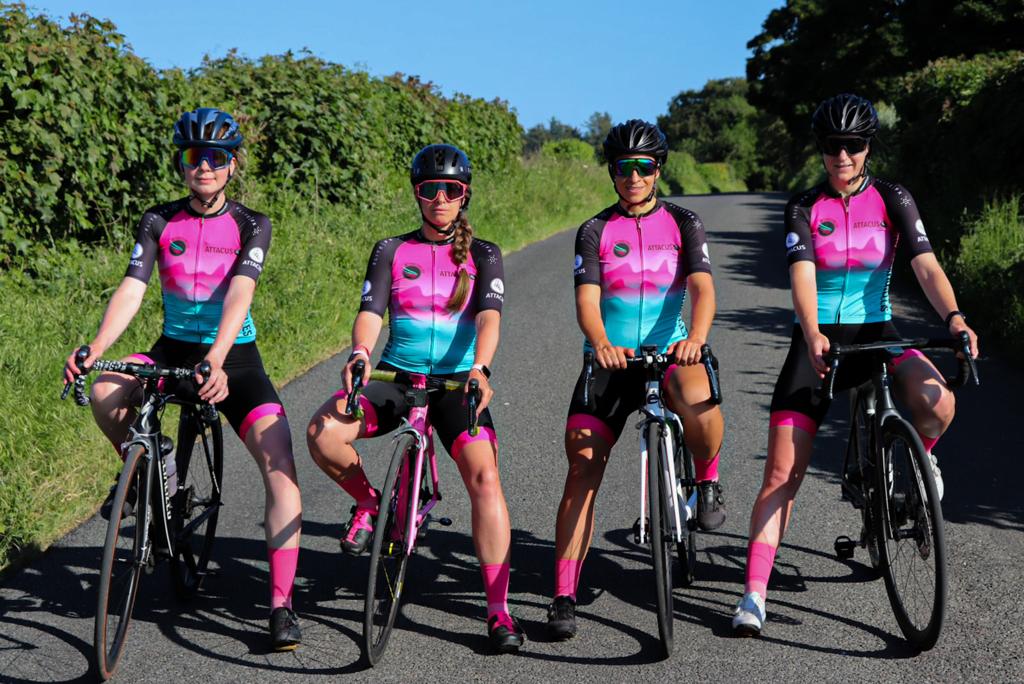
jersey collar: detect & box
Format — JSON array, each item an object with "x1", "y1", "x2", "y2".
[
  {"x1": 611, "y1": 198, "x2": 663, "y2": 219},
  {"x1": 415, "y1": 228, "x2": 456, "y2": 245},
  {"x1": 822, "y1": 175, "x2": 874, "y2": 199},
  {"x1": 183, "y1": 197, "x2": 231, "y2": 218}
]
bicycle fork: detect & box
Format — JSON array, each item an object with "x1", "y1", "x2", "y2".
[{"x1": 637, "y1": 415, "x2": 687, "y2": 545}]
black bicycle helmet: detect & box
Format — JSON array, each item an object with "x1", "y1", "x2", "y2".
[
  {"x1": 410, "y1": 144, "x2": 472, "y2": 185},
  {"x1": 811, "y1": 94, "x2": 879, "y2": 142},
  {"x1": 173, "y1": 107, "x2": 243, "y2": 149},
  {"x1": 602, "y1": 119, "x2": 669, "y2": 166}
]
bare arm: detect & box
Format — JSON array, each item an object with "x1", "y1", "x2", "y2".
[
  {"x1": 790, "y1": 260, "x2": 830, "y2": 376},
  {"x1": 576, "y1": 283, "x2": 632, "y2": 369},
  {"x1": 910, "y1": 253, "x2": 979, "y2": 357},
  {"x1": 197, "y1": 275, "x2": 258, "y2": 403},
  {"x1": 669, "y1": 272, "x2": 716, "y2": 365},
  {"x1": 343, "y1": 311, "x2": 385, "y2": 393},
  {"x1": 64, "y1": 277, "x2": 147, "y2": 383},
  {"x1": 470, "y1": 309, "x2": 501, "y2": 412}
]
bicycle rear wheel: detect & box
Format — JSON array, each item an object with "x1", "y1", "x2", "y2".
[
  {"x1": 674, "y1": 434, "x2": 697, "y2": 586},
  {"x1": 171, "y1": 407, "x2": 224, "y2": 600},
  {"x1": 646, "y1": 422, "x2": 674, "y2": 658},
  {"x1": 363, "y1": 432, "x2": 417, "y2": 666},
  {"x1": 849, "y1": 391, "x2": 881, "y2": 571},
  {"x1": 874, "y1": 417, "x2": 947, "y2": 649},
  {"x1": 94, "y1": 445, "x2": 148, "y2": 681}
]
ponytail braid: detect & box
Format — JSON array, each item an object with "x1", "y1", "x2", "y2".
[{"x1": 445, "y1": 192, "x2": 474, "y2": 314}]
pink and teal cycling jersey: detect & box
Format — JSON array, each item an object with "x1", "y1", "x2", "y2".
[
  {"x1": 359, "y1": 230, "x2": 504, "y2": 374},
  {"x1": 785, "y1": 177, "x2": 933, "y2": 324},
  {"x1": 124, "y1": 198, "x2": 270, "y2": 344},
  {"x1": 573, "y1": 200, "x2": 712, "y2": 353}
]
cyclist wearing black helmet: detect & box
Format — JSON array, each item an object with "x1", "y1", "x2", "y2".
[
  {"x1": 546, "y1": 119, "x2": 726, "y2": 640},
  {"x1": 63, "y1": 107, "x2": 304, "y2": 651},
  {"x1": 732, "y1": 93, "x2": 979, "y2": 637},
  {"x1": 307, "y1": 144, "x2": 524, "y2": 653}
]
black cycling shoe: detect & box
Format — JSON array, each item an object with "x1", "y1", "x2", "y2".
[
  {"x1": 269, "y1": 607, "x2": 301, "y2": 652},
  {"x1": 487, "y1": 614, "x2": 524, "y2": 654},
  {"x1": 696, "y1": 481, "x2": 726, "y2": 531},
  {"x1": 546, "y1": 595, "x2": 577, "y2": 641}
]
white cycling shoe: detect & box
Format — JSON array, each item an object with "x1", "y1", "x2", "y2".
[
  {"x1": 928, "y1": 452, "x2": 944, "y2": 501},
  {"x1": 732, "y1": 591, "x2": 766, "y2": 636}
]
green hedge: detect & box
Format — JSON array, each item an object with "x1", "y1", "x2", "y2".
[
  {"x1": 0, "y1": 4, "x2": 522, "y2": 264},
  {"x1": 540, "y1": 138, "x2": 595, "y2": 163},
  {"x1": 658, "y1": 151, "x2": 710, "y2": 195}
]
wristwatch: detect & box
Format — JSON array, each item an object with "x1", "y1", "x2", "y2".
[
  {"x1": 471, "y1": 363, "x2": 491, "y2": 378},
  {"x1": 944, "y1": 310, "x2": 966, "y2": 326}
]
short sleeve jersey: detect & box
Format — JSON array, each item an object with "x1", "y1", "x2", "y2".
[
  {"x1": 359, "y1": 231, "x2": 505, "y2": 374},
  {"x1": 784, "y1": 177, "x2": 933, "y2": 324},
  {"x1": 125, "y1": 198, "x2": 271, "y2": 344},
  {"x1": 573, "y1": 200, "x2": 712, "y2": 352}
]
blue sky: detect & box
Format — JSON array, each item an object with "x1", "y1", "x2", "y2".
[{"x1": 32, "y1": 1, "x2": 783, "y2": 130}]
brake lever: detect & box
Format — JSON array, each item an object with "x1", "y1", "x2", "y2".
[
  {"x1": 467, "y1": 378, "x2": 480, "y2": 437},
  {"x1": 345, "y1": 359, "x2": 367, "y2": 418}
]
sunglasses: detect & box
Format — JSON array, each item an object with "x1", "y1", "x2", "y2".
[
  {"x1": 820, "y1": 137, "x2": 869, "y2": 156},
  {"x1": 180, "y1": 147, "x2": 234, "y2": 170},
  {"x1": 612, "y1": 158, "x2": 659, "y2": 178},
  {"x1": 415, "y1": 180, "x2": 468, "y2": 202}
]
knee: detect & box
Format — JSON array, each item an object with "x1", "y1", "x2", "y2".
[
  {"x1": 306, "y1": 416, "x2": 343, "y2": 461},
  {"x1": 467, "y1": 465, "x2": 502, "y2": 499},
  {"x1": 934, "y1": 387, "x2": 955, "y2": 425},
  {"x1": 565, "y1": 445, "x2": 606, "y2": 484},
  {"x1": 763, "y1": 460, "x2": 802, "y2": 493}
]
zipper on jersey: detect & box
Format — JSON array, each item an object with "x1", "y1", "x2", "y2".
[
  {"x1": 835, "y1": 197, "x2": 851, "y2": 324},
  {"x1": 195, "y1": 214, "x2": 204, "y2": 339},
  {"x1": 429, "y1": 243, "x2": 437, "y2": 374},
  {"x1": 636, "y1": 216, "x2": 644, "y2": 347}
]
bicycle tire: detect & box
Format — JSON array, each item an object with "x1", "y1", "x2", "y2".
[
  {"x1": 674, "y1": 433, "x2": 698, "y2": 586},
  {"x1": 646, "y1": 422, "x2": 674, "y2": 658},
  {"x1": 363, "y1": 432, "x2": 417, "y2": 666},
  {"x1": 171, "y1": 407, "x2": 224, "y2": 600},
  {"x1": 94, "y1": 445, "x2": 148, "y2": 681},
  {"x1": 849, "y1": 392, "x2": 881, "y2": 572},
  {"x1": 874, "y1": 417, "x2": 947, "y2": 649}
]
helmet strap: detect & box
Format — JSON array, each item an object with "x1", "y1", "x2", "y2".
[{"x1": 189, "y1": 170, "x2": 233, "y2": 211}]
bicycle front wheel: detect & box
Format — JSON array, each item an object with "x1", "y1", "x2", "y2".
[
  {"x1": 674, "y1": 436, "x2": 698, "y2": 586},
  {"x1": 94, "y1": 445, "x2": 148, "y2": 681},
  {"x1": 171, "y1": 407, "x2": 224, "y2": 600},
  {"x1": 363, "y1": 432, "x2": 417, "y2": 666},
  {"x1": 874, "y1": 417, "x2": 947, "y2": 649},
  {"x1": 646, "y1": 422, "x2": 674, "y2": 658}
]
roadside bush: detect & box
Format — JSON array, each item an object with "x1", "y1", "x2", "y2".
[
  {"x1": 540, "y1": 138, "x2": 595, "y2": 163},
  {"x1": 658, "y1": 151, "x2": 710, "y2": 195},
  {"x1": 698, "y1": 162, "x2": 747, "y2": 193}
]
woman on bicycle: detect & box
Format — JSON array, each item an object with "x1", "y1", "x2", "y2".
[
  {"x1": 547, "y1": 119, "x2": 726, "y2": 640},
  {"x1": 63, "y1": 108, "x2": 303, "y2": 651},
  {"x1": 306, "y1": 144, "x2": 523, "y2": 653},
  {"x1": 732, "y1": 93, "x2": 980, "y2": 636}
]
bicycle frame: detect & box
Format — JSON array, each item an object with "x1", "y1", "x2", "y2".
[
  {"x1": 840, "y1": 365, "x2": 901, "y2": 511},
  {"x1": 637, "y1": 385, "x2": 691, "y2": 546}
]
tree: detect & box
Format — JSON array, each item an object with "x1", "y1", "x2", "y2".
[
  {"x1": 522, "y1": 117, "x2": 582, "y2": 155},
  {"x1": 583, "y1": 111, "x2": 612, "y2": 154}
]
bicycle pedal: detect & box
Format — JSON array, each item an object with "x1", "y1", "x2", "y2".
[
  {"x1": 834, "y1": 535, "x2": 856, "y2": 560},
  {"x1": 437, "y1": 517, "x2": 452, "y2": 527}
]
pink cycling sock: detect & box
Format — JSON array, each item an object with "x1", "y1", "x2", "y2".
[
  {"x1": 920, "y1": 434, "x2": 939, "y2": 454},
  {"x1": 339, "y1": 467, "x2": 377, "y2": 508},
  {"x1": 745, "y1": 541, "x2": 777, "y2": 598},
  {"x1": 481, "y1": 563, "x2": 511, "y2": 621},
  {"x1": 268, "y1": 546, "x2": 299, "y2": 610},
  {"x1": 695, "y1": 450, "x2": 720, "y2": 482},
  {"x1": 555, "y1": 558, "x2": 581, "y2": 601}
]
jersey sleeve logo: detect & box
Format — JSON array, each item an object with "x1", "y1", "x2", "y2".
[
  {"x1": 817, "y1": 221, "x2": 835, "y2": 236},
  {"x1": 574, "y1": 254, "x2": 583, "y2": 270},
  {"x1": 915, "y1": 219, "x2": 927, "y2": 235},
  {"x1": 701, "y1": 242, "x2": 711, "y2": 263},
  {"x1": 131, "y1": 242, "x2": 144, "y2": 259},
  {"x1": 490, "y1": 278, "x2": 504, "y2": 295},
  {"x1": 785, "y1": 232, "x2": 800, "y2": 248},
  {"x1": 248, "y1": 247, "x2": 265, "y2": 264},
  {"x1": 362, "y1": 280, "x2": 372, "y2": 295}
]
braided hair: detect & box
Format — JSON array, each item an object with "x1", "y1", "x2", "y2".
[{"x1": 445, "y1": 187, "x2": 474, "y2": 314}]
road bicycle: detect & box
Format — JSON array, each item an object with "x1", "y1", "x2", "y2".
[
  {"x1": 63, "y1": 347, "x2": 223, "y2": 680},
  {"x1": 344, "y1": 360, "x2": 480, "y2": 666},
  {"x1": 581, "y1": 344, "x2": 722, "y2": 658},
  {"x1": 822, "y1": 332, "x2": 978, "y2": 650}
]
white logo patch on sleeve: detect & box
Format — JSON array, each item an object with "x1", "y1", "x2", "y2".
[
  {"x1": 490, "y1": 278, "x2": 505, "y2": 295},
  {"x1": 701, "y1": 243, "x2": 710, "y2": 258},
  {"x1": 131, "y1": 242, "x2": 144, "y2": 259},
  {"x1": 248, "y1": 247, "x2": 265, "y2": 263},
  {"x1": 785, "y1": 232, "x2": 800, "y2": 248},
  {"x1": 574, "y1": 254, "x2": 583, "y2": 270},
  {"x1": 915, "y1": 219, "x2": 926, "y2": 235},
  {"x1": 362, "y1": 280, "x2": 371, "y2": 295}
]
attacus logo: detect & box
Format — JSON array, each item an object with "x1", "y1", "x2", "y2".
[
  {"x1": 131, "y1": 242, "x2": 144, "y2": 259},
  {"x1": 402, "y1": 264, "x2": 421, "y2": 280},
  {"x1": 574, "y1": 254, "x2": 583, "y2": 270},
  {"x1": 169, "y1": 240, "x2": 187, "y2": 256},
  {"x1": 362, "y1": 280, "x2": 371, "y2": 295},
  {"x1": 785, "y1": 232, "x2": 800, "y2": 248},
  {"x1": 490, "y1": 278, "x2": 504, "y2": 294},
  {"x1": 817, "y1": 221, "x2": 836, "y2": 236},
  {"x1": 915, "y1": 219, "x2": 927, "y2": 236},
  {"x1": 613, "y1": 242, "x2": 630, "y2": 258},
  {"x1": 248, "y1": 247, "x2": 265, "y2": 263}
]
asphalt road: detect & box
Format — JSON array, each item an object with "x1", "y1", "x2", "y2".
[{"x1": 2, "y1": 193, "x2": 1022, "y2": 682}]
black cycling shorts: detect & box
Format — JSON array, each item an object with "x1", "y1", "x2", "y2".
[
  {"x1": 129, "y1": 335, "x2": 285, "y2": 441},
  {"x1": 332, "y1": 362, "x2": 497, "y2": 459},
  {"x1": 564, "y1": 362, "x2": 679, "y2": 446},
  {"x1": 770, "y1": 322, "x2": 924, "y2": 432}
]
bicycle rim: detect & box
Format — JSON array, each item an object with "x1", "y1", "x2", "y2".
[
  {"x1": 363, "y1": 433, "x2": 417, "y2": 666},
  {"x1": 646, "y1": 422, "x2": 674, "y2": 657},
  {"x1": 875, "y1": 418, "x2": 947, "y2": 649},
  {"x1": 171, "y1": 409, "x2": 224, "y2": 600},
  {"x1": 94, "y1": 445, "x2": 147, "y2": 681},
  {"x1": 675, "y1": 437, "x2": 697, "y2": 586}
]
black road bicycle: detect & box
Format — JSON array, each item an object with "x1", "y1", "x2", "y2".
[
  {"x1": 62, "y1": 347, "x2": 224, "y2": 680},
  {"x1": 822, "y1": 331, "x2": 978, "y2": 650}
]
